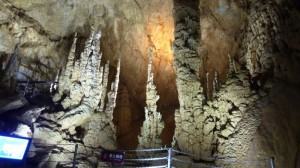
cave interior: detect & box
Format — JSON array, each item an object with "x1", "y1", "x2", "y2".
[{"x1": 0, "y1": 0, "x2": 300, "y2": 167}]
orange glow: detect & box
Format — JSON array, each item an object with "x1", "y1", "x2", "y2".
[{"x1": 146, "y1": 15, "x2": 174, "y2": 62}]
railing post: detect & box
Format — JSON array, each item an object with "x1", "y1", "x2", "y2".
[
  {"x1": 72, "y1": 144, "x2": 78, "y2": 168},
  {"x1": 270, "y1": 156, "x2": 275, "y2": 168},
  {"x1": 167, "y1": 148, "x2": 172, "y2": 168}
]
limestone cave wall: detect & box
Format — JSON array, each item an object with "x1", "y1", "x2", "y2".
[{"x1": 0, "y1": 0, "x2": 300, "y2": 167}]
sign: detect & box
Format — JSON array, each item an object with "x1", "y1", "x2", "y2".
[
  {"x1": 100, "y1": 150, "x2": 125, "y2": 164},
  {"x1": 0, "y1": 135, "x2": 31, "y2": 161}
]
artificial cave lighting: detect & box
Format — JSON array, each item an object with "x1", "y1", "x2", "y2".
[{"x1": 0, "y1": 0, "x2": 300, "y2": 168}]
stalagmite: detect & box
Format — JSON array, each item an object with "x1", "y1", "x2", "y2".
[
  {"x1": 228, "y1": 54, "x2": 237, "y2": 74},
  {"x1": 138, "y1": 48, "x2": 163, "y2": 149},
  {"x1": 172, "y1": 2, "x2": 209, "y2": 157},
  {"x1": 105, "y1": 58, "x2": 121, "y2": 133},
  {"x1": 206, "y1": 72, "x2": 209, "y2": 99},
  {"x1": 55, "y1": 30, "x2": 103, "y2": 127},
  {"x1": 172, "y1": 2, "x2": 263, "y2": 161},
  {"x1": 99, "y1": 63, "x2": 109, "y2": 112},
  {"x1": 52, "y1": 33, "x2": 77, "y2": 102},
  {"x1": 213, "y1": 71, "x2": 218, "y2": 95},
  {"x1": 45, "y1": 30, "x2": 120, "y2": 151}
]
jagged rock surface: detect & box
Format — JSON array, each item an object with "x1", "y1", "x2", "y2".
[{"x1": 0, "y1": 0, "x2": 300, "y2": 168}]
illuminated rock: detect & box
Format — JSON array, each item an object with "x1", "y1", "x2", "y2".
[
  {"x1": 51, "y1": 30, "x2": 121, "y2": 150},
  {"x1": 138, "y1": 49, "x2": 164, "y2": 149},
  {"x1": 12, "y1": 123, "x2": 32, "y2": 138},
  {"x1": 0, "y1": 0, "x2": 299, "y2": 167}
]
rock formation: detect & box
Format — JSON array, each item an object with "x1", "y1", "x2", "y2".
[
  {"x1": 138, "y1": 49, "x2": 164, "y2": 149},
  {"x1": 244, "y1": 2, "x2": 281, "y2": 77},
  {"x1": 0, "y1": 0, "x2": 300, "y2": 167},
  {"x1": 29, "y1": 30, "x2": 121, "y2": 167},
  {"x1": 172, "y1": 0, "x2": 207, "y2": 157}
]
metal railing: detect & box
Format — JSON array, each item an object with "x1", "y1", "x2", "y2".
[{"x1": 19, "y1": 143, "x2": 276, "y2": 168}]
